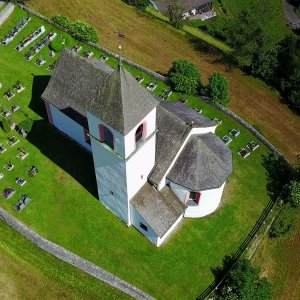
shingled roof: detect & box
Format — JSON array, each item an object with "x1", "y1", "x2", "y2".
[
  {"x1": 167, "y1": 133, "x2": 233, "y2": 191},
  {"x1": 131, "y1": 183, "x2": 186, "y2": 237},
  {"x1": 42, "y1": 49, "x2": 159, "y2": 134},
  {"x1": 149, "y1": 101, "x2": 216, "y2": 186},
  {"x1": 153, "y1": 0, "x2": 213, "y2": 13}
]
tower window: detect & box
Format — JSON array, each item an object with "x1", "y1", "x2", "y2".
[
  {"x1": 140, "y1": 222, "x2": 148, "y2": 231},
  {"x1": 189, "y1": 192, "x2": 201, "y2": 205},
  {"x1": 99, "y1": 125, "x2": 114, "y2": 150},
  {"x1": 135, "y1": 124, "x2": 144, "y2": 144}
]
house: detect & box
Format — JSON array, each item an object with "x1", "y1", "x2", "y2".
[
  {"x1": 151, "y1": 0, "x2": 216, "y2": 20},
  {"x1": 42, "y1": 49, "x2": 232, "y2": 247}
]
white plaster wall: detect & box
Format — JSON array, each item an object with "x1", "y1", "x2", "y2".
[
  {"x1": 157, "y1": 125, "x2": 216, "y2": 190},
  {"x1": 169, "y1": 181, "x2": 189, "y2": 203},
  {"x1": 90, "y1": 138, "x2": 130, "y2": 225},
  {"x1": 130, "y1": 204, "x2": 158, "y2": 246},
  {"x1": 184, "y1": 182, "x2": 226, "y2": 218},
  {"x1": 126, "y1": 135, "x2": 156, "y2": 199},
  {"x1": 157, "y1": 214, "x2": 183, "y2": 247},
  {"x1": 124, "y1": 109, "x2": 156, "y2": 158},
  {"x1": 87, "y1": 112, "x2": 126, "y2": 157},
  {"x1": 50, "y1": 104, "x2": 91, "y2": 151}
]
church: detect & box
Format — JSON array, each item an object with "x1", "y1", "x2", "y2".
[{"x1": 42, "y1": 49, "x2": 233, "y2": 247}]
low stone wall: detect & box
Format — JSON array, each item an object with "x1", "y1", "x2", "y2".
[
  {"x1": 0, "y1": 207, "x2": 155, "y2": 300},
  {"x1": 19, "y1": 4, "x2": 167, "y2": 82},
  {"x1": 200, "y1": 96, "x2": 288, "y2": 162},
  {"x1": 0, "y1": 2, "x2": 14, "y2": 26}
]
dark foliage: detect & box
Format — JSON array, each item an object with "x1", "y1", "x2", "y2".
[
  {"x1": 167, "y1": 0, "x2": 185, "y2": 29},
  {"x1": 122, "y1": 0, "x2": 149, "y2": 10}
]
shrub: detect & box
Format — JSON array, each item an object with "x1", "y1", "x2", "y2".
[
  {"x1": 205, "y1": 72, "x2": 230, "y2": 106},
  {"x1": 122, "y1": 0, "x2": 149, "y2": 10},
  {"x1": 18, "y1": 118, "x2": 33, "y2": 133},
  {"x1": 168, "y1": 60, "x2": 201, "y2": 95},
  {"x1": 288, "y1": 180, "x2": 300, "y2": 207},
  {"x1": 1, "y1": 117, "x2": 12, "y2": 133},
  {"x1": 269, "y1": 206, "x2": 297, "y2": 238},
  {"x1": 51, "y1": 15, "x2": 71, "y2": 29},
  {"x1": 50, "y1": 34, "x2": 71, "y2": 52},
  {"x1": 52, "y1": 15, "x2": 99, "y2": 44}
]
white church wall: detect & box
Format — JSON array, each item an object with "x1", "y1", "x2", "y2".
[
  {"x1": 130, "y1": 204, "x2": 159, "y2": 246},
  {"x1": 126, "y1": 134, "x2": 156, "y2": 199},
  {"x1": 49, "y1": 104, "x2": 91, "y2": 151},
  {"x1": 169, "y1": 181, "x2": 189, "y2": 203},
  {"x1": 87, "y1": 112, "x2": 126, "y2": 157},
  {"x1": 90, "y1": 138, "x2": 130, "y2": 225},
  {"x1": 124, "y1": 109, "x2": 156, "y2": 158},
  {"x1": 184, "y1": 182, "x2": 226, "y2": 218}
]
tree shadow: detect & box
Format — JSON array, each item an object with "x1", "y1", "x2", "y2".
[
  {"x1": 262, "y1": 153, "x2": 292, "y2": 200},
  {"x1": 27, "y1": 75, "x2": 98, "y2": 198}
]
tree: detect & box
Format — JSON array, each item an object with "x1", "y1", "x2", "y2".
[
  {"x1": 122, "y1": 0, "x2": 149, "y2": 10},
  {"x1": 213, "y1": 256, "x2": 273, "y2": 300},
  {"x1": 288, "y1": 180, "x2": 300, "y2": 207},
  {"x1": 167, "y1": 0, "x2": 185, "y2": 29},
  {"x1": 206, "y1": 72, "x2": 229, "y2": 106},
  {"x1": 18, "y1": 118, "x2": 33, "y2": 133},
  {"x1": 1, "y1": 117, "x2": 12, "y2": 133},
  {"x1": 168, "y1": 60, "x2": 201, "y2": 95}
]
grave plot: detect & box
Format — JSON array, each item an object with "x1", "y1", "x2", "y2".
[
  {"x1": 11, "y1": 104, "x2": 20, "y2": 112},
  {"x1": 16, "y1": 177, "x2": 27, "y2": 187},
  {"x1": 71, "y1": 45, "x2": 82, "y2": 53},
  {"x1": 84, "y1": 51, "x2": 94, "y2": 59},
  {"x1": 3, "y1": 187, "x2": 16, "y2": 199},
  {"x1": 35, "y1": 56, "x2": 46, "y2": 66},
  {"x1": 7, "y1": 136, "x2": 20, "y2": 147},
  {"x1": 100, "y1": 55, "x2": 108, "y2": 62},
  {"x1": 28, "y1": 165, "x2": 38, "y2": 177},
  {"x1": 247, "y1": 140, "x2": 259, "y2": 151},
  {"x1": 16, "y1": 147, "x2": 29, "y2": 160},
  {"x1": 3, "y1": 161, "x2": 14, "y2": 171},
  {"x1": 0, "y1": 108, "x2": 11, "y2": 118},
  {"x1": 24, "y1": 32, "x2": 57, "y2": 61},
  {"x1": 146, "y1": 83, "x2": 157, "y2": 92},
  {"x1": 193, "y1": 107, "x2": 202, "y2": 113},
  {"x1": 213, "y1": 118, "x2": 222, "y2": 125},
  {"x1": 46, "y1": 61, "x2": 56, "y2": 72},
  {"x1": 222, "y1": 135, "x2": 233, "y2": 145},
  {"x1": 229, "y1": 128, "x2": 240, "y2": 138},
  {"x1": 162, "y1": 89, "x2": 172, "y2": 98},
  {"x1": 0, "y1": 144, "x2": 7, "y2": 154},
  {"x1": 136, "y1": 76, "x2": 144, "y2": 84},
  {"x1": 13, "y1": 81, "x2": 25, "y2": 93},
  {"x1": 1, "y1": 16, "x2": 31, "y2": 45},
  {"x1": 0, "y1": 173, "x2": 3, "y2": 180},
  {"x1": 238, "y1": 148, "x2": 251, "y2": 158},
  {"x1": 16, "y1": 26, "x2": 46, "y2": 51},
  {"x1": 48, "y1": 50, "x2": 55, "y2": 58},
  {"x1": 14, "y1": 194, "x2": 31, "y2": 212},
  {"x1": 4, "y1": 89, "x2": 15, "y2": 100}
]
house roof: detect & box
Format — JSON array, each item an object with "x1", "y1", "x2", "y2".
[
  {"x1": 149, "y1": 101, "x2": 215, "y2": 186},
  {"x1": 42, "y1": 49, "x2": 159, "y2": 134},
  {"x1": 153, "y1": 0, "x2": 213, "y2": 13},
  {"x1": 131, "y1": 183, "x2": 186, "y2": 237},
  {"x1": 167, "y1": 133, "x2": 233, "y2": 191}
]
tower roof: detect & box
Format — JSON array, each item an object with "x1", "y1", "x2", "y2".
[
  {"x1": 42, "y1": 49, "x2": 159, "y2": 134},
  {"x1": 90, "y1": 65, "x2": 159, "y2": 134}
]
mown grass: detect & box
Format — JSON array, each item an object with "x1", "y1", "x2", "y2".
[
  {"x1": 0, "y1": 220, "x2": 131, "y2": 300},
  {"x1": 0, "y1": 7, "x2": 272, "y2": 299}
]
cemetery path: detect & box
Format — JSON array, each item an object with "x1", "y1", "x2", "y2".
[
  {"x1": 0, "y1": 2, "x2": 14, "y2": 27},
  {"x1": 283, "y1": 0, "x2": 300, "y2": 29}
]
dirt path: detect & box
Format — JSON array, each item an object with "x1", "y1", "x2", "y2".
[{"x1": 27, "y1": 0, "x2": 300, "y2": 162}]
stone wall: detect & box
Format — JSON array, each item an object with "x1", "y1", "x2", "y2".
[{"x1": 0, "y1": 207, "x2": 155, "y2": 300}]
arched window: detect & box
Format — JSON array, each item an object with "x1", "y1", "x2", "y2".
[
  {"x1": 135, "y1": 124, "x2": 144, "y2": 144},
  {"x1": 99, "y1": 125, "x2": 114, "y2": 150}
]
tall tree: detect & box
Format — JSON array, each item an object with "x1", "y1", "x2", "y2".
[
  {"x1": 168, "y1": 59, "x2": 201, "y2": 95},
  {"x1": 167, "y1": 0, "x2": 185, "y2": 29},
  {"x1": 206, "y1": 72, "x2": 229, "y2": 106},
  {"x1": 213, "y1": 256, "x2": 273, "y2": 300}
]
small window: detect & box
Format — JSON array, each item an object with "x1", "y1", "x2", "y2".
[
  {"x1": 140, "y1": 222, "x2": 148, "y2": 231},
  {"x1": 135, "y1": 124, "x2": 144, "y2": 144},
  {"x1": 189, "y1": 192, "x2": 201, "y2": 205},
  {"x1": 84, "y1": 128, "x2": 91, "y2": 145},
  {"x1": 99, "y1": 125, "x2": 114, "y2": 150}
]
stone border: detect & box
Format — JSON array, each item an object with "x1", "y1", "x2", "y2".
[
  {"x1": 0, "y1": 2, "x2": 15, "y2": 26},
  {"x1": 0, "y1": 207, "x2": 155, "y2": 300}
]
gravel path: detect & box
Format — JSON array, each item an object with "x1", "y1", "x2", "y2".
[
  {"x1": 0, "y1": 2, "x2": 14, "y2": 27},
  {"x1": 283, "y1": 0, "x2": 300, "y2": 30}
]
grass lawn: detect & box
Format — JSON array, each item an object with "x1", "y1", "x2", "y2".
[
  {"x1": 253, "y1": 213, "x2": 300, "y2": 300},
  {"x1": 0, "y1": 6, "x2": 275, "y2": 299},
  {"x1": 26, "y1": 0, "x2": 300, "y2": 164},
  {"x1": 0, "y1": 221, "x2": 131, "y2": 300}
]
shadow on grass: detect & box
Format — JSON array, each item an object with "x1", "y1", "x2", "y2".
[
  {"x1": 27, "y1": 75, "x2": 98, "y2": 198},
  {"x1": 262, "y1": 153, "x2": 292, "y2": 200}
]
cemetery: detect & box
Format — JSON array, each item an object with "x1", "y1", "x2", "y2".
[
  {"x1": 16, "y1": 25, "x2": 45, "y2": 51},
  {"x1": 0, "y1": 6, "x2": 274, "y2": 299}
]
